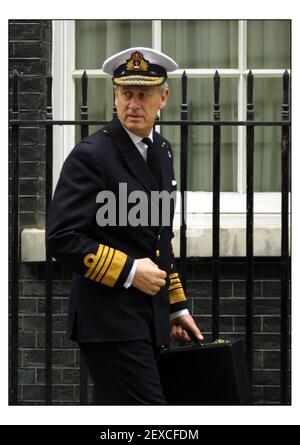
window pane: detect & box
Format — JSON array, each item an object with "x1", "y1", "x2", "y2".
[
  {"x1": 75, "y1": 78, "x2": 114, "y2": 143},
  {"x1": 253, "y1": 78, "x2": 289, "y2": 192},
  {"x1": 162, "y1": 20, "x2": 239, "y2": 68},
  {"x1": 161, "y1": 77, "x2": 238, "y2": 191},
  {"x1": 247, "y1": 20, "x2": 291, "y2": 69},
  {"x1": 76, "y1": 20, "x2": 152, "y2": 69}
]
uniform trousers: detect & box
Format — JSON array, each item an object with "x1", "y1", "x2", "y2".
[{"x1": 78, "y1": 339, "x2": 167, "y2": 405}]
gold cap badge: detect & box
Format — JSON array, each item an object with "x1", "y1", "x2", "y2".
[{"x1": 126, "y1": 51, "x2": 149, "y2": 72}]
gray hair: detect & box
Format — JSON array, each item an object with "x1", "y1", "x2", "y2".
[{"x1": 159, "y1": 80, "x2": 169, "y2": 93}]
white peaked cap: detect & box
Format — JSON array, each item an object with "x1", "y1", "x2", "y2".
[
  {"x1": 102, "y1": 47, "x2": 178, "y2": 86},
  {"x1": 102, "y1": 47, "x2": 178, "y2": 75}
]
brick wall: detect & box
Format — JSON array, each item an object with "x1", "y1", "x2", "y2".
[
  {"x1": 9, "y1": 19, "x2": 51, "y2": 229},
  {"x1": 16, "y1": 258, "x2": 288, "y2": 405}
]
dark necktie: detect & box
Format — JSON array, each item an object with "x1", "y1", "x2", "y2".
[{"x1": 142, "y1": 137, "x2": 162, "y2": 190}]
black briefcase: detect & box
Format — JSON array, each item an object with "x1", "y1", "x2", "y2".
[{"x1": 157, "y1": 338, "x2": 253, "y2": 405}]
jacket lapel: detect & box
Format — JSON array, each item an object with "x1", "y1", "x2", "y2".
[{"x1": 153, "y1": 131, "x2": 174, "y2": 194}]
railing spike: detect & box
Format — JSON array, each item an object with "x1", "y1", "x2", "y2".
[
  {"x1": 81, "y1": 70, "x2": 88, "y2": 108},
  {"x1": 181, "y1": 70, "x2": 187, "y2": 105},
  {"x1": 283, "y1": 70, "x2": 289, "y2": 106},
  {"x1": 213, "y1": 71, "x2": 220, "y2": 121},
  {"x1": 247, "y1": 70, "x2": 254, "y2": 120}
]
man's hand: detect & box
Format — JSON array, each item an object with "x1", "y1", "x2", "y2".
[
  {"x1": 170, "y1": 313, "x2": 204, "y2": 343},
  {"x1": 132, "y1": 257, "x2": 167, "y2": 296}
]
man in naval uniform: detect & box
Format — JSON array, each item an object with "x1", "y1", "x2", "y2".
[{"x1": 47, "y1": 47, "x2": 203, "y2": 405}]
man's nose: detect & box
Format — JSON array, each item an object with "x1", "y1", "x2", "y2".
[{"x1": 128, "y1": 95, "x2": 141, "y2": 109}]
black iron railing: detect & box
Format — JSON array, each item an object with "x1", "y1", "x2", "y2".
[
  {"x1": 9, "y1": 70, "x2": 20, "y2": 406},
  {"x1": 79, "y1": 70, "x2": 89, "y2": 406},
  {"x1": 9, "y1": 69, "x2": 291, "y2": 405},
  {"x1": 246, "y1": 71, "x2": 254, "y2": 389},
  {"x1": 212, "y1": 71, "x2": 221, "y2": 342},
  {"x1": 280, "y1": 70, "x2": 290, "y2": 405}
]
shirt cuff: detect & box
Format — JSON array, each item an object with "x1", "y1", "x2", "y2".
[
  {"x1": 123, "y1": 260, "x2": 137, "y2": 289},
  {"x1": 170, "y1": 308, "x2": 189, "y2": 320}
]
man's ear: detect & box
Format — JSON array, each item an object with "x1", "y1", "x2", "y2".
[{"x1": 159, "y1": 88, "x2": 170, "y2": 110}]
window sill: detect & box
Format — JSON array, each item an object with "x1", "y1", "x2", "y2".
[{"x1": 21, "y1": 223, "x2": 288, "y2": 262}]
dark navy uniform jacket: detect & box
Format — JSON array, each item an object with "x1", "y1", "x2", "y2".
[{"x1": 46, "y1": 117, "x2": 188, "y2": 347}]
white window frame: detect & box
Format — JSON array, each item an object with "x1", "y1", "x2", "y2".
[{"x1": 52, "y1": 19, "x2": 291, "y2": 226}]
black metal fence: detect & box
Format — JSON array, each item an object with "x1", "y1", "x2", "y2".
[{"x1": 9, "y1": 69, "x2": 291, "y2": 405}]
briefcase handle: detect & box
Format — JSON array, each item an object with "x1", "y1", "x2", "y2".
[
  {"x1": 183, "y1": 330, "x2": 231, "y2": 346},
  {"x1": 165, "y1": 325, "x2": 231, "y2": 348}
]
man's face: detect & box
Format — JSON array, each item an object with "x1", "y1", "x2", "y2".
[{"x1": 114, "y1": 85, "x2": 169, "y2": 138}]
